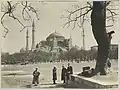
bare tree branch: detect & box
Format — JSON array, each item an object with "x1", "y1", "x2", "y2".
[
  {"x1": 1, "y1": 1, "x2": 40, "y2": 38},
  {"x1": 105, "y1": 1, "x2": 111, "y2": 7},
  {"x1": 20, "y1": 25, "x2": 31, "y2": 32},
  {"x1": 21, "y1": 1, "x2": 33, "y2": 22},
  {"x1": 1, "y1": 12, "x2": 10, "y2": 38},
  {"x1": 68, "y1": 6, "x2": 91, "y2": 15},
  {"x1": 27, "y1": 5, "x2": 40, "y2": 20},
  {"x1": 62, "y1": 2, "x2": 93, "y2": 30},
  {"x1": 86, "y1": 1, "x2": 92, "y2": 8},
  {"x1": 63, "y1": 8, "x2": 92, "y2": 28},
  {"x1": 106, "y1": 8, "x2": 118, "y2": 24},
  {"x1": 106, "y1": 8, "x2": 118, "y2": 16},
  {"x1": 3, "y1": 30, "x2": 9, "y2": 38},
  {"x1": 22, "y1": 1, "x2": 29, "y2": 21},
  {"x1": 77, "y1": 23, "x2": 82, "y2": 28},
  {"x1": 62, "y1": 1, "x2": 118, "y2": 34}
]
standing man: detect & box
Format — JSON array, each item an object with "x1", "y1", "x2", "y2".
[
  {"x1": 61, "y1": 65, "x2": 66, "y2": 84},
  {"x1": 52, "y1": 66, "x2": 57, "y2": 84},
  {"x1": 32, "y1": 68, "x2": 40, "y2": 86},
  {"x1": 66, "y1": 63, "x2": 73, "y2": 84}
]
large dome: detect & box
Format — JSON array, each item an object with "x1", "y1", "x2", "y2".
[{"x1": 46, "y1": 32, "x2": 65, "y2": 40}]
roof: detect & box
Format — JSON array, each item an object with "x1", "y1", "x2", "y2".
[
  {"x1": 46, "y1": 32, "x2": 65, "y2": 40},
  {"x1": 70, "y1": 45, "x2": 81, "y2": 51}
]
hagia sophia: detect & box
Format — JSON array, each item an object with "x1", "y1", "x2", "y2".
[
  {"x1": 20, "y1": 20, "x2": 73, "y2": 59},
  {"x1": 19, "y1": 20, "x2": 118, "y2": 61},
  {"x1": 1, "y1": 20, "x2": 118, "y2": 64},
  {"x1": 37, "y1": 31, "x2": 72, "y2": 51}
]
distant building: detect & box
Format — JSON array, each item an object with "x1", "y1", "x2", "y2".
[
  {"x1": 34, "y1": 31, "x2": 73, "y2": 61},
  {"x1": 1, "y1": 52, "x2": 10, "y2": 64},
  {"x1": 91, "y1": 44, "x2": 118, "y2": 51},
  {"x1": 110, "y1": 44, "x2": 118, "y2": 51},
  {"x1": 36, "y1": 31, "x2": 73, "y2": 52}
]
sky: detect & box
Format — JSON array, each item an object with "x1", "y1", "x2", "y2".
[{"x1": 0, "y1": 1, "x2": 120, "y2": 54}]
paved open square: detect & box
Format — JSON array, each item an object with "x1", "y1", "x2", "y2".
[{"x1": 1, "y1": 60, "x2": 118, "y2": 88}]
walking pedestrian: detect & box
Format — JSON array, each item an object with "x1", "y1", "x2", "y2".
[
  {"x1": 32, "y1": 68, "x2": 40, "y2": 86},
  {"x1": 52, "y1": 66, "x2": 57, "y2": 84},
  {"x1": 61, "y1": 65, "x2": 66, "y2": 84}
]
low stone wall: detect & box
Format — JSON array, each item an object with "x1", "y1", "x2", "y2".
[{"x1": 68, "y1": 74, "x2": 118, "y2": 89}]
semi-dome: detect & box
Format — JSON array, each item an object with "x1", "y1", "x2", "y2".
[
  {"x1": 46, "y1": 32, "x2": 65, "y2": 40},
  {"x1": 70, "y1": 45, "x2": 81, "y2": 51}
]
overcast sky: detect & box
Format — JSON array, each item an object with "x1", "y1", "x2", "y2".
[{"x1": 0, "y1": 0, "x2": 120, "y2": 54}]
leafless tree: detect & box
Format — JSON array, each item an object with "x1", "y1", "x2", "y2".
[
  {"x1": 62, "y1": 1, "x2": 118, "y2": 75},
  {"x1": 62, "y1": 1, "x2": 118, "y2": 30},
  {"x1": 1, "y1": 1, "x2": 40, "y2": 38}
]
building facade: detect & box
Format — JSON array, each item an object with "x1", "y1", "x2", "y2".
[
  {"x1": 91, "y1": 44, "x2": 118, "y2": 59},
  {"x1": 36, "y1": 31, "x2": 72, "y2": 52},
  {"x1": 91, "y1": 44, "x2": 118, "y2": 51},
  {"x1": 34, "y1": 31, "x2": 73, "y2": 61}
]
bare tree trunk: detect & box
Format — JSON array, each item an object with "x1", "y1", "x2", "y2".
[{"x1": 91, "y1": 1, "x2": 109, "y2": 75}]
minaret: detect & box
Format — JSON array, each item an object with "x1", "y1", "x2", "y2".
[
  {"x1": 26, "y1": 28, "x2": 29, "y2": 51},
  {"x1": 82, "y1": 27, "x2": 85, "y2": 50},
  {"x1": 31, "y1": 19, "x2": 35, "y2": 50},
  {"x1": 68, "y1": 30, "x2": 72, "y2": 50}
]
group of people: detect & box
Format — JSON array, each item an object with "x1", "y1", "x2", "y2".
[
  {"x1": 32, "y1": 63, "x2": 73, "y2": 86},
  {"x1": 52, "y1": 63, "x2": 73, "y2": 84}
]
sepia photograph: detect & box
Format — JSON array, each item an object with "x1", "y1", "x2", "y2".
[{"x1": 0, "y1": 0, "x2": 119, "y2": 89}]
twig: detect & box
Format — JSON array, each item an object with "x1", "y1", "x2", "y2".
[
  {"x1": 22, "y1": 1, "x2": 29, "y2": 21},
  {"x1": 1, "y1": 1, "x2": 40, "y2": 37},
  {"x1": 106, "y1": 8, "x2": 118, "y2": 23},
  {"x1": 63, "y1": 8, "x2": 92, "y2": 28},
  {"x1": 105, "y1": 1, "x2": 111, "y2": 7},
  {"x1": 27, "y1": 5, "x2": 40, "y2": 20},
  {"x1": 20, "y1": 25, "x2": 31, "y2": 32},
  {"x1": 21, "y1": 1, "x2": 32, "y2": 22},
  {"x1": 86, "y1": 2, "x2": 92, "y2": 9},
  {"x1": 1, "y1": 13, "x2": 10, "y2": 38}
]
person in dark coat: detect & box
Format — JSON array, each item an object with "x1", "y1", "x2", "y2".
[
  {"x1": 52, "y1": 67, "x2": 57, "y2": 84},
  {"x1": 107, "y1": 59, "x2": 111, "y2": 68},
  {"x1": 61, "y1": 65, "x2": 66, "y2": 83},
  {"x1": 32, "y1": 68, "x2": 40, "y2": 86},
  {"x1": 66, "y1": 63, "x2": 73, "y2": 84}
]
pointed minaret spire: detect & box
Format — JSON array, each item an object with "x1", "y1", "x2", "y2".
[
  {"x1": 31, "y1": 19, "x2": 35, "y2": 50},
  {"x1": 68, "y1": 29, "x2": 72, "y2": 50},
  {"x1": 26, "y1": 28, "x2": 29, "y2": 51}
]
